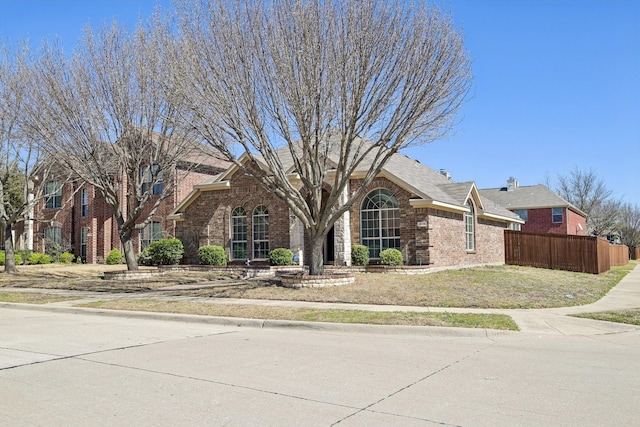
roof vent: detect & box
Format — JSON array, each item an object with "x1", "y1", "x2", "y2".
[
  {"x1": 507, "y1": 177, "x2": 518, "y2": 191},
  {"x1": 439, "y1": 169, "x2": 452, "y2": 180}
]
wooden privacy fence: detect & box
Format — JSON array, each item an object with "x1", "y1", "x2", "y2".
[
  {"x1": 632, "y1": 247, "x2": 640, "y2": 260},
  {"x1": 504, "y1": 230, "x2": 629, "y2": 274}
]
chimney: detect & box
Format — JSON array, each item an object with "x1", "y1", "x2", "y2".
[
  {"x1": 439, "y1": 169, "x2": 452, "y2": 180},
  {"x1": 507, "y1": 177, "x2": 518, "y2": 191}
]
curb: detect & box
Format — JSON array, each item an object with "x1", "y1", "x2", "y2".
[{"x1": 0, "y1": 301, "x2": 514, "y2": 338}]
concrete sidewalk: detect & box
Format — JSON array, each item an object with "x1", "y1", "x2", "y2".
[{"x1": 2, "y1": 264, "x2": 639, "y2": 337}]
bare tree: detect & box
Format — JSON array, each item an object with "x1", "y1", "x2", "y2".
[
  {"x1": 618, "y1": 203, "x2": 640, "y2": 255},
  {"x1": 0, "y1": 43, "x2": 59, "y2": 273},
  {"x1": 555, "y1": 167, "x2": 621, "y2": 237},
  {"x1": 169, "y1": 0, "x2": 472, "y2": 275},
  {"x1": 24, "y1": 20, "x2": 199, "y2": 270}
]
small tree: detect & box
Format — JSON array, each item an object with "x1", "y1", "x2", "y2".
[{"x1": 25, "y1": 21, "x2": 200, "y2": 271}]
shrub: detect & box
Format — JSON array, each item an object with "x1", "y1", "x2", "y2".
[
  {"x1": 198, "y1": 245, "x2": 227, "y2": 266},
  {"x1": 16, "y1": 249, "x2": 32, "y2": 264},
  {"x1": 269, "y1": 248, "x2": 293, "y2": 266},
  {"x1": 351, "y1": 244, "x2": 370, "y2": 266},
  {"x1": 379, "y1": 248, "x2": 403, "y2": 266},
  {"x1": 59, "y1": 252, "x2": 75, "y2": 264},
  {"x1": 106, "y1": 249, "x2": 124, "y2": 265},
  {"x1": 29, "y1": 252, "x2": 52, "y2": 265},
  {"x1": 137, "y1": 248, "x2": 153, "y2": 266},
  {"x1": 146, "y1": 238, "x2": 184, "y2": 265},
  {"x1": 1, "y1": 251, "x2": 23, "y2": 266}
]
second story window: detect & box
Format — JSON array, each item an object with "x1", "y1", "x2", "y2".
[
  {"x1": 514, "y1": 209, "x2": 528, "y2": 221},
  {"x1": 81, "y1": 189, "x2": 89, "y2": 217},
  {"x1": 552, "y1": 207, "x2": 563, "y2": 223},
  {"x1": 44, "y1": 181, "x2": 62, "y2": 209},
  {"x1": 141, "y1": 165, "x2": 163, "y2": 195}
]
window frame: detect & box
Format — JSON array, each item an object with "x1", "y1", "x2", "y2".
[
  {"x1": 81, "y1": 189, "x2": 89, "y2": 217},
  {"x1": 513, "y1": 209, "x2": 528, "y2": 221},
  {"x1": 231, "y1": 207, "x2": 248, "y2": 259},
  {"x1": 552, "y1": 207, "x2": 564, "y2": 223},
  {"x1": 465, "y1": 201, "x2": 475, "y2": 252},
  {"x1": 141, "y1": 221, "x2": 163, "y2": 250},
  {"x1": 360, "y1": 188, "x2": 401, "y2": 259},
  {"x1": 141, "y1": 164, "x2": 163, "y2": 196},
  {"x1": 252, "y1": 205, "x2": 269, "y2": 260},
  {"x1": 80, "y1": 227, "x2": 88, "y2": 259},
  {"x1": 44, "y1": 226, "x2": 62, "y2": 250},
  {"x1": 44, "y1": 181, "x2": 62, "y2": 209}
]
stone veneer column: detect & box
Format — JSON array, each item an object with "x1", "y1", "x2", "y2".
[
  {"x1": 333, "y1": 184, "x2": 352, "y2": 266},
  {"x1": 289, "y1": 210, "x2": 305, "y2": 266}
]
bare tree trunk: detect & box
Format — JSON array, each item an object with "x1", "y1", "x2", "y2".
[
  {"x1": 121, "y1": 231, "x2": 138, "y2": 271},
  {"x1": 3, "y1": 222, "x2": 18, "y2": 273},
  {"x1": 308, "y1": 230, "x2": 325, "y2": 276}
]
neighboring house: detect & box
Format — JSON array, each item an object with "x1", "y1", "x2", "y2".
[
  {"x1": 479, "y1": 178, "x2": 587, "y2": 236},
  {"x1": 32, "y1": 155, "x2": 229, "y2": 263},
  {"x1": 169, "y1": 142, "x2": 523, "y2": 268}
]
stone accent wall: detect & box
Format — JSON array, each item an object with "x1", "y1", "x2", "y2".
[{"x1": 175, "y1": 169, "x2": 291, "y2": 264}]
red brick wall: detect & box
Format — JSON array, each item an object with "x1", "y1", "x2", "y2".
[
  {"x1": 175, "y1": 168, "x2": 291, "y2": 264},
  {"x1": 521, "y1": 207, "x2": 585, "y2": 236}
]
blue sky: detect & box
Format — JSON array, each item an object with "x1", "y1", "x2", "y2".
[{"x1": 1, "y1": 0, "x2": 638, "y2": 205}]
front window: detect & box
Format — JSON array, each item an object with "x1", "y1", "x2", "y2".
[
  {"x1": 141, "y1": 165, "x2": 163, "y2": 195},
  {"x1": 552, "y1": 207, "x2": 563, "y2": 223},
  {"x1": 231, "y1": 207, "x2": 248, "y2": 259},
  {"x1": 81, "y1": 189, "x2": 89, "y2": 217},
  {"x1": 141, "y1": 221, "x2": 163, "y2": 249},
  {"x1": 44, "y1": 226, "x2": 62, "y2": 251},
  {"x1": 252, "y1": 205, "x2": 269, "y2": 259},
  {"x1": 465, "y1": 201, "x2": 475, "y2": 251},
  {"x1": 44, "y1": 181, "x2": 62, "y2": 209},
  {"x1": 360, "y1": 189, "x2": 400, "y2": 258}
]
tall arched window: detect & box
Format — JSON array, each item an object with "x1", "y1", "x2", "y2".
[
  {"x1": 465, "y1": 201, "x2": 475, "y2": 251},
  {"x1": 231, "y1": 207, "x2": 247, "y2": 259},
  {"x1": 252, "y1": 205, "x2": 269, "y2": 259},
  {"x1": 360, "y1": 189, "x2": 400, "y2": 258}
]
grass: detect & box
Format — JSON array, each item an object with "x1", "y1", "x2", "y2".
[
  {"x1": 571, "y1": 309, "x2": 640, "y2": 326},
  {"x1": 0, "y1": 292, "x2": 77, "y2": 304},
  {"x1": 79, "y1": 299, "x2": 519, "y2": 330}
]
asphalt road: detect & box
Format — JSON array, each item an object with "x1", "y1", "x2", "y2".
[{"x1": 1, "y1": 306, "x2": 639, "y2": 426}]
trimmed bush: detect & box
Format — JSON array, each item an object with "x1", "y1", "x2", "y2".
[
  {"x1": 137, "y1": 248, "x2": 153, "y2": 266},
  {"x1": 106, "y1": 249, "x2": 124, "y2": 265},
  {"x1": 59, "y1": 252, "x2": 75, "y2": 264},
  {"x1": 198, "y1": 245, "x2": 227, "y2": 266},
  {"x1": 351, "y1": 244, "x2": 370, "y2": 266},
  {"x1": 146, "y1": 238, "x2": 184, "y2": 265},
  {"x1": 379, "y1": 248, "x2": 403, "y2": 266},
  {"x1": 269, "y1": 248, "x2": 293, "y2": 266},
  {"x1": 0, "y1": 251, "x2": 20, "y2": 266},
  {"x1": 29, "y1": 252, "x2": 52, "y2": 265},
  {"x1": 16, "y1": 249, "x2": 32, "y2": 264}
]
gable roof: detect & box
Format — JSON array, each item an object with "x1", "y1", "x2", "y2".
[
  {"x1": 170, "y1": 136, "x2": 523, "y2": 224},
  {"x1": 478, "y1": 184, "x2": 587, "y2": 217}
]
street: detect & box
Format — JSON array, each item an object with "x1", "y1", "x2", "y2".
[{"x1": 1, "y1": 306, "x2": 639, "y2": 426}]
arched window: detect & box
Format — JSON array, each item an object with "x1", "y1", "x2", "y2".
[
  {"x1": 465, "y1": 201, "x2": 475, "y2": 251},
  {"x1": 252, "y1": 205, "x2": 269, "y2": 259},
  {"x1": 231, "y1": 207, "x2": 248, "y2": 259},
  {"x1": 360, "y1": 189, "x2": 400, "y2": 258}
]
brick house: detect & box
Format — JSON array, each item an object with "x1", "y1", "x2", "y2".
[
  {"x1": 170, "y1": 148, "x2": 523, "y2": 268},
  {"x1": 32, "y1": 155, "x2": 229, "y2": 263},
  {"x1": 479, "y1": 178, "x2": 587, "y2": 236}
]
